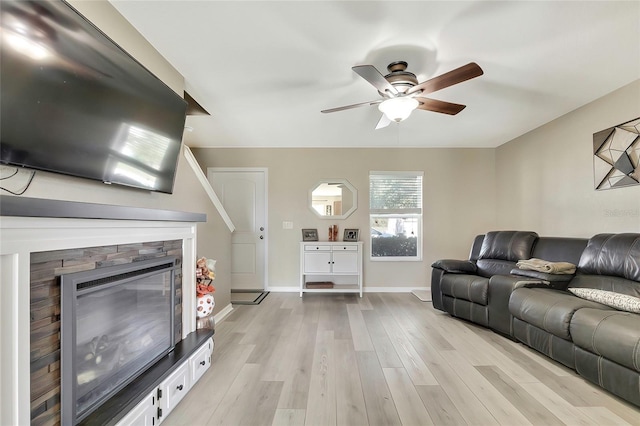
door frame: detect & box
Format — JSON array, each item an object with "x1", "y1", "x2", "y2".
[{"x1": 207, "y1": 167, "x2": 269, "y2": 291}]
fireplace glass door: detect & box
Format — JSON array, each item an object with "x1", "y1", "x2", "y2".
[{"x1": 61, "y1": 257, "x2": 177, "y2": 424}]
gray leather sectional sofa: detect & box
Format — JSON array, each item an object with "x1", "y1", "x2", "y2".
[{"x1": 431, "y1": 231, "x2": 640, "y2": 407}]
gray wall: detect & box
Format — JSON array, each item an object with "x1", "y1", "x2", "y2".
[
  {"x1": 192, "y1": 148, "x2": 497, "y2": 290},
  {"x1": 194, "y1": 80, "x2": 640, "y2": 291},
  {"x1": 496, "y1": 80, "x2": 640, "y2": 236}
]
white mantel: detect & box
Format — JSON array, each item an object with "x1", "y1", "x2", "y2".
[{"x1": 0, "y1": 212, "x2": 201, "y2": 425}]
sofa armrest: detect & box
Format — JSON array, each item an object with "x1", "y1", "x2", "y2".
[
  {"x1": 488, "y1": 275, "x2": 545, "y2": 337},
  {"x1": 431, "y1": 259, "x2": 477, "y2": 274},
  {"x1": 430, "y1": 260, "x2": 477, "y2": 312},
  {"x1": 510, "y1": 268, "x2": 573, "y2": 290}
]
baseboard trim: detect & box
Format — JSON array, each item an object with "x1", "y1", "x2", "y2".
[
  {"x1": 214, "y1": 303, "x2": 234, "y2": 324},
  {"x1": 266, "y1": 286, "x2": 430, "y2": 293},
  {"x1": 267, "y1": 286, "x2": 299, "y2": 293},
  {"x1": 364, "y1": 287, "x2": 430, "y2": 293}
]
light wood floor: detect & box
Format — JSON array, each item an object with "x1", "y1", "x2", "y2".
[{"x1": 163, "y1": 293, "x2": 640, "y2": 426}]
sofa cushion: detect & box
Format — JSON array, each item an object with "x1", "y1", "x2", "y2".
[
  {"x1": 569, "y1": 274, "x2": 640, "y2": 298},
  {"x1": 476, "y1": 259, "x2": 518, "y2": 278},
  {"x1": 476, "y1": 231, "x2": 538, "y2": 278},
  {"x1": 509, "y1": 287, "x2": 611, "y2": 340},
  {"x1": 478, "y1": 231, "x2": 538, "y2": 262},
  {"x1": 571, "y1": 308, "x2": 640, "y2": 373},
  {"x1": 441, "y1": 274, "x2": 489, "y2": 305},
  {"x1": 530, "y1": 237, "x2": 588, "y2": 265},
  {"x1": 578, "y1": 233, "x2": 640, "y2": 282},
  {"x1": 568, "y1": 288, "x2": 640, "y2": 313}
]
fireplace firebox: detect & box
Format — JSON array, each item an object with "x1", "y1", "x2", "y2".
[{"x1": 60, "y1": 257, "x2": 178, "y2": 425}]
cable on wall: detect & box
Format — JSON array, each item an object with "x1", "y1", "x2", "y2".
[{"x1": 0, "y1": 166, "x2": 36, "y2": 195}]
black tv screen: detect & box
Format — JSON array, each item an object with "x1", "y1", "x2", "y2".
[{"x1": 0, "y1": 0, "x2": 187, "y2": 194}]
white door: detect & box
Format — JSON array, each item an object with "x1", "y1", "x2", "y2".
[{"x1": 208, "y1": 169, "x2": 267, "y2": 291}]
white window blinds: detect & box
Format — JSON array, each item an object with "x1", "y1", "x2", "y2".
[{"x1": 369, "y1": 171, "x2": 423, "y2": 215}]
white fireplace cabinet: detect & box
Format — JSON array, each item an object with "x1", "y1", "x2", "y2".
[{"x1": 117, "y1": 337, "x2": 213, "y2": 425}]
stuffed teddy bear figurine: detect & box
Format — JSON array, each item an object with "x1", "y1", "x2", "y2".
[{"x1": 195, "y1": 257, "x2": 216, "y2": 320}]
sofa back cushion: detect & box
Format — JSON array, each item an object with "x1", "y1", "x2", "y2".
[
  {"x1": 476, "y1": 231, "x2": 538, "y2": 277},
  {"x1": 476, "y1": 259, "x2": 520, "y2": 277},
  {"x1": 531, "y1": 237, "x2": 588, "y2": 264},
  {"x1": 578, "y1": 233, "x2": 640, "y2": 281},
  {"x1": 570, "y1": 233, "x2": 640, "y2": 297}
]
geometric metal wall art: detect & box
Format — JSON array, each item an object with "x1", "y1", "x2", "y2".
[{"x1": 593, "y1": 117, "x2": 640, "y2": 190}]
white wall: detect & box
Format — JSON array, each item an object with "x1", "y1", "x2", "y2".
[
  {"x1": 496, "y1": 80, "x2": 640, "y2": 237},
  {"x1": 192, "y1": 148, "x2": 497, "y2": 290}
]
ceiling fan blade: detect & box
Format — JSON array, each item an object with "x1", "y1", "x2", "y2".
[
  {"x1": 415, "y1": 97, "x2": 466, "y2": 115},
  {"x1": 407, "y1": 62, "x2": 483, "y2": 96},
  {"x1": 352, "y1": 65, "x2": 399, "y2": 96},
  {"x1": 375, "y1": 114, "x2": 392, "y2": 130},
  {"x1": 321, "y1": 99, "x2": 382, "y2": 113}
]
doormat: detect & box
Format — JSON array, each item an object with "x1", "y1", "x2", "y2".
[
  {"x1": 230, "y1": 290, "x2": 269, "y2": 305},
  {"x1": 411, "y1": 289, "x2": 431, "y2": 302}
]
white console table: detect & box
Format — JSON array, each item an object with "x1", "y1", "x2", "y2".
[{"x1": 300, "y1": 241, "x2": 363, "y2": 297}]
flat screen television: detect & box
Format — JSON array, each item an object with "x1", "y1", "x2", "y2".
[{"x1": 0, "y1": 0, "x2": 187, "y2": 194}]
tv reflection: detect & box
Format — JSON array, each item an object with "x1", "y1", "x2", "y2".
[{"x1": 107, "y1": 124, "x2": 172, "y2": 189}]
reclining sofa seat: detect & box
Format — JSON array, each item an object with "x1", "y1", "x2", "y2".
[
  {"x1": 434, "y1": 231, "x2": 538, "y2": 327},
  {"x1": 430, "y1": 234, "x2": 483, "y2": 311},
  {"x1": 509, "y1": 233, "x2": 640, "y2": 406},
  {"x1": 431, "y1": 231, "x2": 588, "y2": 336},
  {"x1": 488, "y1": 236, "x2": 588, "y2": 336}
]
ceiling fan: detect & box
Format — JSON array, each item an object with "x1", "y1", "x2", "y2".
[{"x1": 322, "y1": 61, "x2": 483, "y2": 129}]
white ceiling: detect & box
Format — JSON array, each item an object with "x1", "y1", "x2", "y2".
[{"x1": 109, "y1": 1, "x2": 640, "y2": 149}]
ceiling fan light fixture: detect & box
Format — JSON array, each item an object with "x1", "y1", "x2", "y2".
[{"x1": 378, "y1": 97, "x2": 419, "y2": 122}]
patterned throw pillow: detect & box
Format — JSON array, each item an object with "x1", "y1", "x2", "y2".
[{"x1": 568, "y1": 288, "x2": 640, "y2": 314}]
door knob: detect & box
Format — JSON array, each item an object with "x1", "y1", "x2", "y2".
[
  {"x1": 260, "y1": 227, "x2": 264, "y2": 231},
  {"x1": 260, "y1": 235, "x2": 264, "y2": 239}
]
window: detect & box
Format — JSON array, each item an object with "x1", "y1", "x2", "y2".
[{"x1": 370, "y1": 171, "x2": 423, "y2": 260}]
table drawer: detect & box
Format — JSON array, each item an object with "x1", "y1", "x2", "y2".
[
  {"x1": 305, "y1": 245, "x2": 331, "y2": 251},
  {"x1": 333, "y1": 245, "x2": 358, "y2": 251}
]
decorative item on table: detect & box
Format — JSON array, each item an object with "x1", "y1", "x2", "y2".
[
  {"x1": 328, "y1": 224, "x2": 339, "y2": 241},
  {"x1": 302, "y1": 228, "x2": 319, "y2": 241},
  {"x1": 344, "y1": 228, "x2": 359, "y2": 242},
  {"x1": 195, "y1": 257, "x2": 216, "y2": 330}
]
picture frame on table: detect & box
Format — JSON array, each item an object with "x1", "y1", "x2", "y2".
[
  {"x1": 302, "y1": 228, "x2": 319, "y2": 241},
  {"x1": 343, "y1": 229, "x2": 359, "y2": 242}
]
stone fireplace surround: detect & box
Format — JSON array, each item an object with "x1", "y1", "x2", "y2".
[{"x1": 0, "y1": 196, "x2": 205, "y2": 425}]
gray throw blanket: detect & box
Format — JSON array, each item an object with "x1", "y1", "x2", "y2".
[{"x1": 516, "y1": 258, "x2": 576, "y2": 274}]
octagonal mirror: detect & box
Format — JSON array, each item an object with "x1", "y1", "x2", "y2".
[{"x1": 309, "y1": 179, "x2": 357, "y2": 219}]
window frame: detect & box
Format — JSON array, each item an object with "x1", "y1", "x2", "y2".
[{"x1": 369, "y1": 171, "x2": 423, "y2": 261}]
